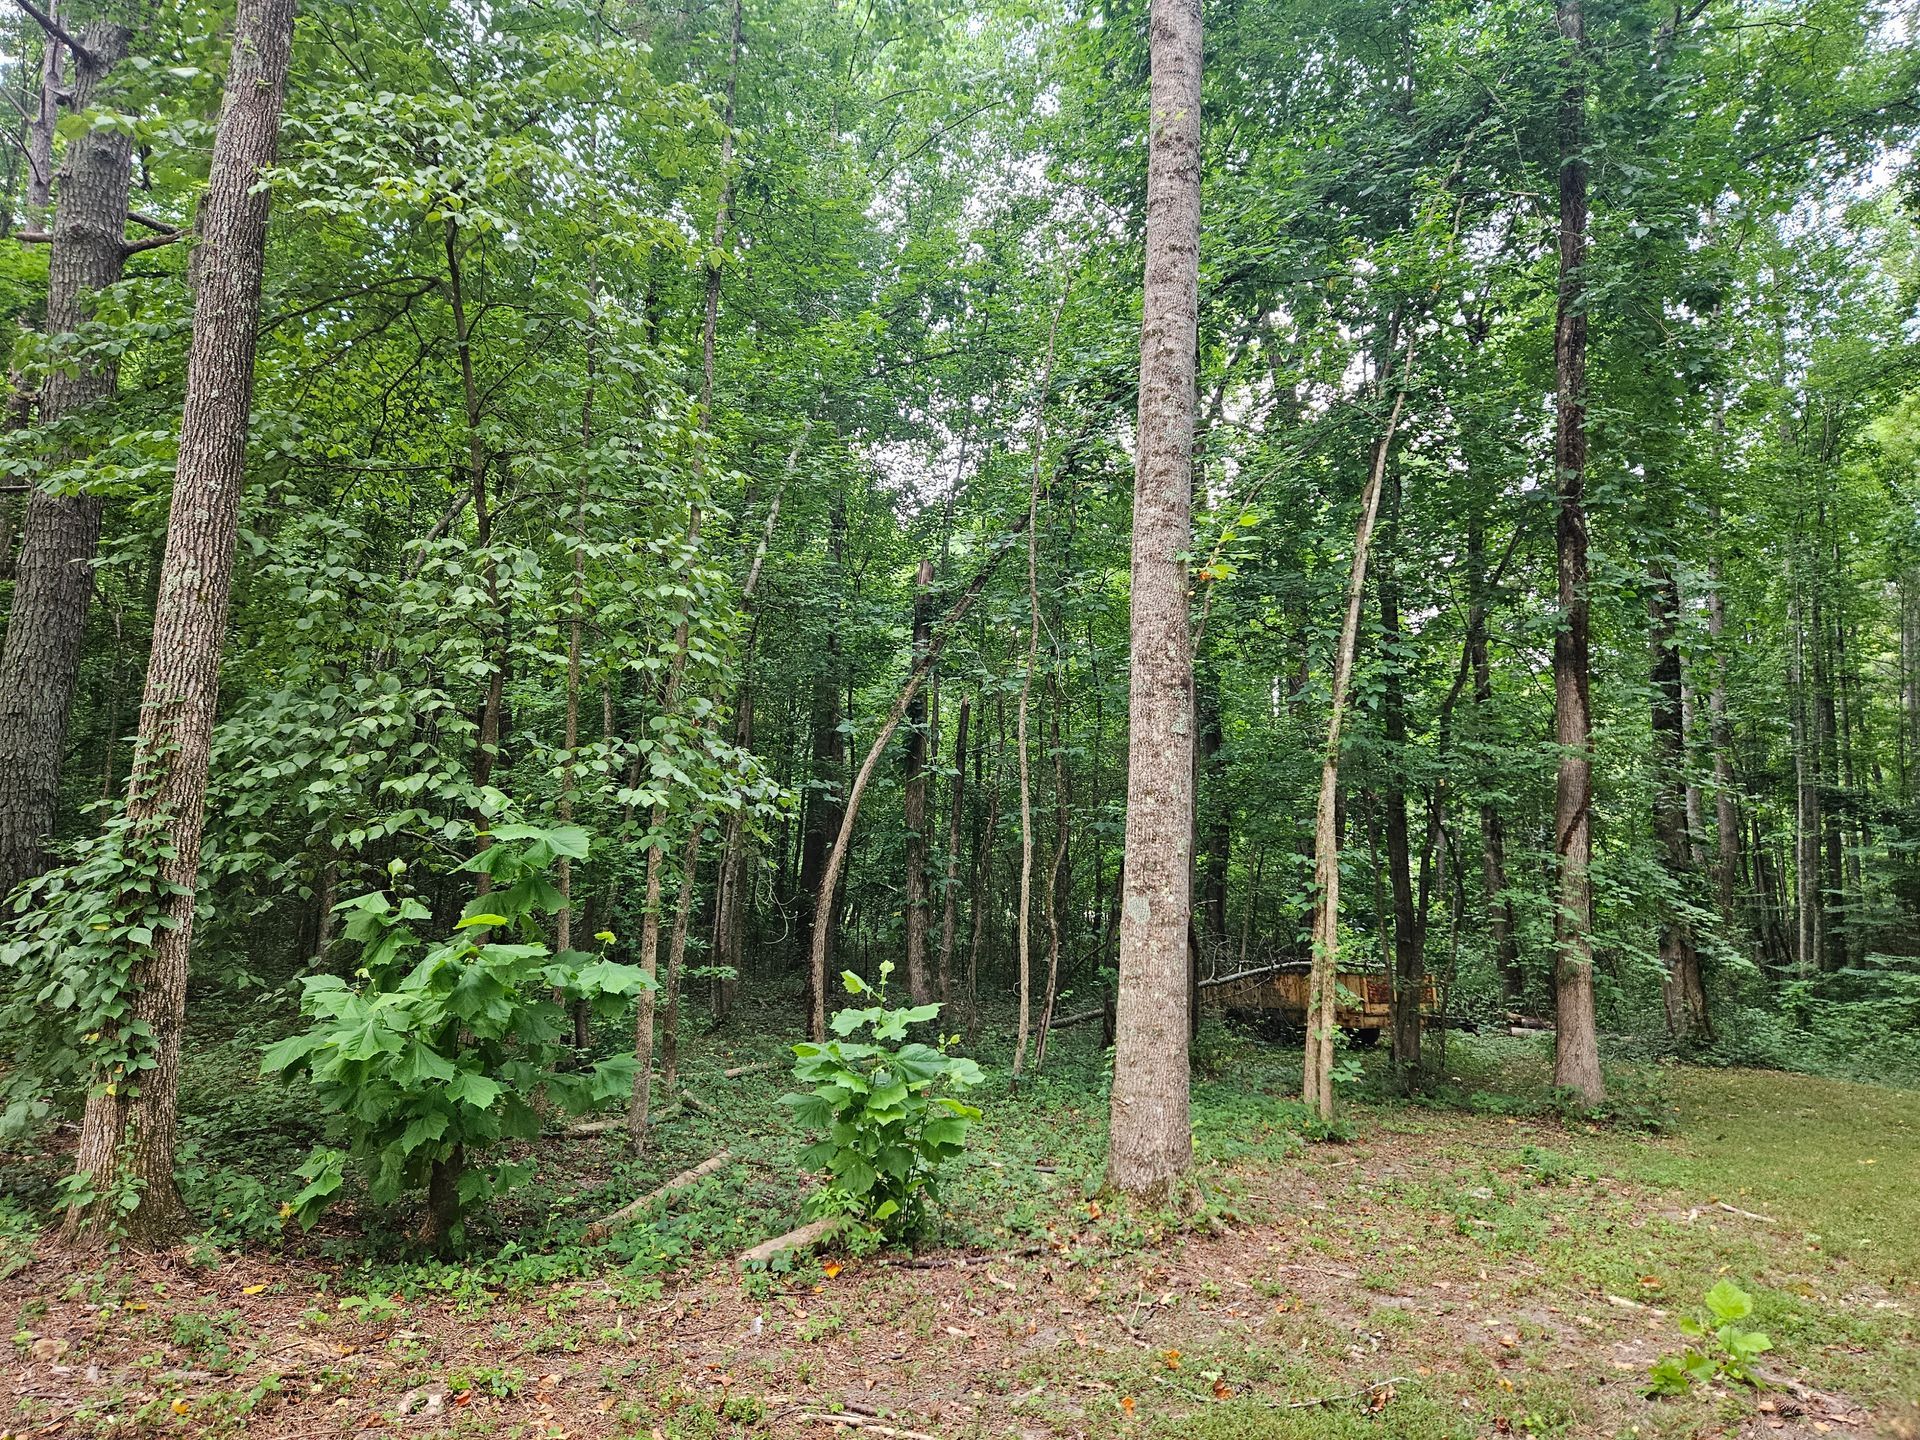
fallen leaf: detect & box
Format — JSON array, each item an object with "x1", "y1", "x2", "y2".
[
  {"x1": 242, "y1": 1284, "x2": 267, "y2": 1296},
  {"x1": 1121, "y1": 1395, "x2": 1136, "y2": 1415},
  {"x1": 822, "y1": 1261, "x2": 843, "y2": 1279}
]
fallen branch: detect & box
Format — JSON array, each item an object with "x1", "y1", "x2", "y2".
[
  {"x1": 798, "y1": 1415, "x2": 941, "y2": 1440},
  {"x1": 1714, "y1": 1201, "x2": 1776, "y2": 1224},
  {"x1": 582, "y1": 1150, "x2": 729, "y2": 1243},
  {"x1": 723, "y1": 1060, "x2": 779, "y2": 1079},
  {"x1": 679, "y1": 1088, "x2": 717, "y2": 1118},
  {"x1": 739, "y1": 1215, "x2": 848, "y2": 1270},
  {"x1": 1046, "y1": 1006, "x2": 1104, "y2": 1030},
  {"x1": 1276, "y1": 1376, "x2": 1415, "y2": 1410}
]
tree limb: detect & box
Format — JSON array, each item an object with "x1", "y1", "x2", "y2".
[{"x1": 14, "y1": 0, "x2": 92, "y2": 67}]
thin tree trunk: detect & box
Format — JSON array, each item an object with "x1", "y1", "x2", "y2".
[
  {"x1": 1466, "y1": 513, "x2": 1522, "y2": 1003},
  {"x1": 1706, "y1": 529, "x2": 1742, "y2": 932},
  {"x1": 1302, "y1": 330, "x2": 1414, "y2": 1121},
  {"x1": 1789, "y1": 557, "x2": 1820, "y2": 973},
  {"x1": 59, "y1": 0, "x2": 295, "y2": 1247},
  {"x1": 1380, "y1": 473, "x2": 1422, "y2": 1090},
  {"x1": 0, "y1": 17, "x2": 134, "y2": 904},
  {"x1": 660, "y1": 827, "x2": 701, "y2": 1095},
  {"x1": 1648, "y1": 561, "x2": 1709, "y2": 1042},
  {"x1": 904, "y1": 558, "x2": 934, "y2": 1004},
  {"x1": 1549, "y1": 0, "x2": 1604, "y2": 1105},
  {"x1": 1034, "y1": 677, "x2": 1070, "y2": 1067},
  {"x1": 935, "y1": 695, "x2": 970, "y2": 1007}
]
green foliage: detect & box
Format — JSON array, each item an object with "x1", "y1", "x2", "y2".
[
  {"x1": 0, "y1": 809, "x2": 186, "y2": 1140},
  {"x1": 782, "y1": 963, "x2": 983, "y2": 1236},
  {"x1": 1646, "y1": 1280, "x2": 1773, "y2": 1396},
  {"x1": 262, "y1": 825, "x2": 650, "y2": 1241}
]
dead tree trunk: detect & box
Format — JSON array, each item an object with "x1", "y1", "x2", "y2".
[{"x1": 59, "y1": 0, "x2": 294, "y2": 1248}]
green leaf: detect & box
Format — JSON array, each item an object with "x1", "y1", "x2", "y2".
[
  {"x1": 1702, "y1": 1279, "x2": 1753, "y2": 1324},
  {"x1": 455, "y1": 913, "x2": 510, "y2": 930},
  {"x1": 447, "y1": 1071, "x2": 503, "y2": 1109}
]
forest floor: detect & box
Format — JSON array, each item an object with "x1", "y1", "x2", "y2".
[{"x1": 3, "y1": 1007, "x2": 1917, "y2": 1440}]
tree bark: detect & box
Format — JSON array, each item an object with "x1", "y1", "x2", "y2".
[
  {"x1": 0, "y1": 18, "x2": 133, "y2": 904},
  {"x1": 1380, "y1": 499, "x2": 1422, "y2": 1090},
  {"x1": 1106, "y1": 0, "x2": 1201, "y2": 1200},
  {"x1": 59, "y1": 0, "x2": 295, "y2": 1248},
  {"x1": 1549, "y1": 0, "x2": 1604, "y2": 1106}
]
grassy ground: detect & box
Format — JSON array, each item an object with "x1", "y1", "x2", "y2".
[{"x1": 2, "y1": 1004, "x2": 1917, "y2": 1439}]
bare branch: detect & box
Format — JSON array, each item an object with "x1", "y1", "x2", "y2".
[{"x1": 14, "y1": 0, "x2": 93, "y2": 68}]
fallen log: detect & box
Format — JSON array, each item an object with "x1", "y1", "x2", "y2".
[
  {"x1": 582, "y1": 1150, "x2": 729, "y2": 1243},
  {"x1": 723, "y1": 1060, "x2": 779, "y2": 1079},
  {"x1": 738, "y1": 1215, "x2": 848, "y2": 1270},
  {"x1": 1046, "y1": 1007, "x2": 1104, "y2": 1030}
]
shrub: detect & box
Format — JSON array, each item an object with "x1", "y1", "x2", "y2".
[
  {"x1": 782, "y1": 962, "x2": 982, "y2": 1235},
  {"x1": 262, "y1": 824, "x2": 651, "y2": 1246}
]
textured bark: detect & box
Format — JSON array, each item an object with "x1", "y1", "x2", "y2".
[
  {"x1": 1648, "y1": 562, "x2": 1709, "y2": 1042},
  {"x1": 0, "y1": 18, "x2": 133, "y2": 905},
  {"x1": 903, "y1": 558, "x2": 934, "y2": 1005},
  {"x1": 1196, "y1": 666, "x2": 1229, "y2": 943},
  {"x1": 1548, "y1": 0, "x2": 1603, "y2": 1105},
  {"x1": 24, "y1": 6, "x2": 61, "y2": 217},
  {"x1": 1106, "y1": 0, "x2": 1200, "y2": 1200},
  {"x1": 60, "y1": 0, "x2": 295, "y2": 1248}
]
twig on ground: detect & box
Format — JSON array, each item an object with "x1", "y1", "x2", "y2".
[
  {"x1": 1715, "y1": 1200, "x2": 1776, "y2": 1223},
  {"x1": 582, "y1": 1150, "x2": 729, "y2": 1242},
  {"x1": 798, "y1": 1415, "x2": 941, "y2": 1440},
  {"x1": 1275, "y1": 1376, "x2": 1416, "y2": 1410}
]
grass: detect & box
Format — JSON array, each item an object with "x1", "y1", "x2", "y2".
[{"x1": 3, "y1": 1011, "x2": 1919, "y2": 1437}]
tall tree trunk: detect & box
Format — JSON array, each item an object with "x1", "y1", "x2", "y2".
[
  {"x1": 59, "y1": 0, "x2": 295, "y2": 1248},
  {"x1": 1196, "y1": 664, "x2": 1229, "y2": 944},
  {"x1": 1706, "y1": 529, "x2": 1742, "y2": 933},
  {"x1": 1379, "y1": 470, "x2": 1422, "y2": 1089},
  {"x1": 796, "y1": 495, "x2": 848, "y2": 1024},
  {"x1": 1549, "y1": 0, "x2": 1604, "y2": 1106},
  {"x1": 1302, "y1": 329, "x2": 1413, "y2": 1120},
  {"x1": 0, "y1": 18, "x2": 134, "y2": 904},
  {"x1": 1034, "y1": 675, "x2": 1070, "y2": 1067},
  {"x1": 903, "y1": 558, "x2": 934, "y2": 1004},
  {"x1": 1647, "y1": 561, "x2": 1709, "y2": 1042},
  {"x1": 934, "y1": 696, "x2": 969, "y2": 1007},
  {"x1": 1466, "y1": 513, "x2": 1522, "y2": 1003},
  {"x1": 1789, "y1": 559, "x2": 1820, "y2": 973},
  {"x1": 1106, "y1": 0, "x2": 1201, "y2": 1200}
]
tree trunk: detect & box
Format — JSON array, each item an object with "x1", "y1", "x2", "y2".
[
  {"x1": 59, "y1": 0, "x2": 295, "y2": 1248},
  {"x1": 1706, "y1": 529, "x2": 1742, "y2": 932},
  {"x1": 1302, "y1": 330, "x2": 1413, "y2": 1120},
  {"x1": 1647, "y1": 561, "x2": 1709, "y2": 1043},
  {"x1": 1466, "y1": 515, "x2": 1523, "y2": 1003},
  {"x1": 1549, "y1": 0, "x2": 1604, "y2": 1106},
  {"x1": 903, "y1": 558, "x2": 934, "y2": 1005},
  {"x1": 1789, "y1": 560, "x2": 1820, "y2": 973},
  {"x1": 1381, "y1": 560, "x2": 1422, "y2": 1088},
  {"x1": 1197, "y1": 664, "x2": 1229, "y2": 944},
  {"x1": 1105, "y1": 0, "x2": 1201, "y2": 1200},
  {"x1": 935, "y1": 696, "x2": 969, "y2": 1007},
  {"x1": 660, "y1": 827, "x2": 701, "y2": 1095},
  {"x1": 0, "y1": 18, "x2": 134, "y2": 904}
]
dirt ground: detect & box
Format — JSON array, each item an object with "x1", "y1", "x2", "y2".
[{"x1": 7, "y1": 1085, "x2": 1916, "y2": 1440}]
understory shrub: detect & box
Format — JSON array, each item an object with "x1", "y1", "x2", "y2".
[
  {"x1": 263, "y1": 824, "x2": 651, "y2": 1245},
  {"x1": 783, "y1": 962, "x2": 982, "y2": 1236}
]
